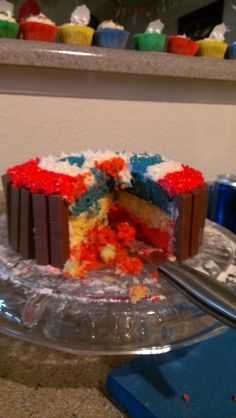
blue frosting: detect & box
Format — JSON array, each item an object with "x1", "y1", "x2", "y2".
[
  {"x1": 128, "y1": 154, "x2": 172, "y2": 212},
  {"x1": 71, "y1": 169, "x2": 114, "y2": 216},
  {"x1": 130, "y1": 153, "x2": 163, "y2": 174},
  {"x1": 127, "y1": 172, "x2": 172, "y2": 214},
  {"x1": 58, "y1": 155, "x2": 85, "y2": 167}
]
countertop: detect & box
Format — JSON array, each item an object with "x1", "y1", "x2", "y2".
[
  {"x1": 0, "y1": 38, "x2": 236, "y2": 82},
  {"x1": 0, "y1": 333, "x2": 130, "y2": 418}
]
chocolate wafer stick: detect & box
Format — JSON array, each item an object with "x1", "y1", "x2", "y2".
[
  {"x1": 2, "y1": 175, "x2": 11, "y2": 242},
  {"x1": 173, "y1": 193, "x2": 193, "y2": 261},
  {"x1": 190, "y1": 185, "x2": 208, "y2": 257},
  {"x1": 33, "y1": 194, "x2": 50, "y2": 265},
  {"x1": 198, "y1": 184, "x2": 209, "y2": 245},
  {"x1": 20, "y1": 188, "x2": 35, "y2": 259},
  {"x1": 10, "y1": 185, "x2": 21, "y2": 252},
  {"x1": 48, "y1": 195, "x2": 69, "y2": 269}
]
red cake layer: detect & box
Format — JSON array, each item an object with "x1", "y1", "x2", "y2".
[{"x1": 108, "y1": 204, "x2": 173, "y2": 254}]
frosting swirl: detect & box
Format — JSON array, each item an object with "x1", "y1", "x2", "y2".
[
  {"x1": 97, "y1": 20, "x2": 124, "y2": 30},
  {"x1": 0, "y1": 10, "x2": 15, "y2": 22},
  {"x1": 70, "y1": 5, "x2": 90, "y2": 26},
  {"x1": 209, "y1": 23, "x2": 227, "y2": 42},
  {"x1": 0, "y1": 1, "x2": 16, "y2": 22},
  {"x1": 25, "y1": 13, "x2": 55, "y2": 26}
]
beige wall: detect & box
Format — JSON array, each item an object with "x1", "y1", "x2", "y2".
[{"x1": 0, "y1": 93, "x2": 235, "y2": 181}]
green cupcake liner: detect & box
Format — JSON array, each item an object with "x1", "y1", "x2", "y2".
[
  {"x1": 0, "y1": 20, "x2": 19, "y2": 38},
  {"x1": 133, "y1": 33, "x2": 167, "y2": 52}
]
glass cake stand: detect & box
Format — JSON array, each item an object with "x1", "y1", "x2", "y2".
[{"x1": 0, "y1": 207, "x2": 235, "y2": 356}]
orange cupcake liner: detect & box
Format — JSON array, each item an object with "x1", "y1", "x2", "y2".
[
  {"x1": 167, "y1": 36, "x2": 199, "y2": 56},
  {"x1": 20, "y1": 21, "x2": 57, "y2": 42}
]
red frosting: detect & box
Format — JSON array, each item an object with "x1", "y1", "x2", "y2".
[
  {"x1": 158, "y1": 165, "x2": 204, "y2": 197},
  {"x1": 95, "y1": 157, "x2": 125, "y2": 179},
  {"x1": 7, "y1": 158, "x2": 204, "y2": 204},
  {"x1": 7, "y1": 158, "x2": 89, "y2": 204}
]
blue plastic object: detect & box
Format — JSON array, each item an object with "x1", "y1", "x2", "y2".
[{"x1": 108, "y1": 330, "x2": 236, "y2": 418}]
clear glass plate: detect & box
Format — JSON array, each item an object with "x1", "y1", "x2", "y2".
[{"x1": 0, "y1": 206, "x2": 235, "y2": 356}]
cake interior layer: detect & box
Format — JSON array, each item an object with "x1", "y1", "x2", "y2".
[
  {"x1": 110, "y1": 191, "x2": 174, "y2": 254},
  {"x1": 69, "y1": 193, "x2": 114, "y2": 246},
  {"x1": 66, "y1": 192, "x2": 175, "y2": 277},
  {"x1": 69, "y1": 172, "x2": 172, "y2": 217},
  {"x1": 116, "y1": 192, "x2": 172, "y2": 232},
  {"x1": 69, "y1": 192, "x2": 175, "y2": 253}
]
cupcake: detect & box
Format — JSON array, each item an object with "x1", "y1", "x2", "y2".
[
  {"x1": 167, "y1": 35, "x2": 199, "y2": 56},
  {"x1": 0, "y1": 0, "x2": 19, "y2": 38},
  {"x1": 227, "y1": 43, "x2": 236, "y2": 59},
  {"x1": 196, "y1": 23, "x2": 228, "y2": 59},
  {"x1": 58, "y1": 5, "x2": 94, "y2": 46},
  {"x1": 20, "y1": 12, "x2": 57, "y2": 42},
  {"x1": 93, "y1": 20, "x2": 129, "y2": 49},
  {"x1": 133, "y1": 19, "x2": 166, "y2": 52}
]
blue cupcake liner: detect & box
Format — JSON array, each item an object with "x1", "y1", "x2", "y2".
[
  {"x1": 227, "y1": 43, "x2": 236, "y2": 59},
  {"x1": 93, "y1": 28, "x2": 129, "y2": 49}
]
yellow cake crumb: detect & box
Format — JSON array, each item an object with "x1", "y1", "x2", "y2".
[
  {"x1": 69, "y1": 194, "x2": 114, "y2": 246},
  {"x1": 129, "y1": 285, "x2": 150, "y2": 303},
  {"x1": 100, "y1": 244, "x2": 117, "y2": 263}
]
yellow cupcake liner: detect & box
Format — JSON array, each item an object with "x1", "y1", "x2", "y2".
[
  {"x1": 196, "y1": 39, "x2": 228, "y2": 59},
  {"x1": 58, "y1": 25, "x2": 94, "y2": 46}
]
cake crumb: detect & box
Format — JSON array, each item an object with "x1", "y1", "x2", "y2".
[
  {"x1": 150, "y1": 271, "x2": 159, "y2": 281},
  {"x1": 129, "y1": 285, "x2": 149, "y2": 303},
  {"x1": 167, "y1": 254, "x2": 176, "y2": 262},
  {"x1": 100, "y1": 244, "x2": 116, "y2": 263},
  {"x1": 150, "y1": 295, "x2": 165, "y2": 303}
]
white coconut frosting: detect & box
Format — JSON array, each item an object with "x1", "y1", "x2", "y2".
[
  {"x1": 39, "y1": 151, "x2": 133, "y2": 187},
  {"x1": 145, "y1": 161, "x2": 183, "y2": 182}
]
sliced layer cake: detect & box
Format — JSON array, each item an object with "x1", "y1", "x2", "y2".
[{"x1": 2, "y1": 151, "x2": 208, "y2": 278}]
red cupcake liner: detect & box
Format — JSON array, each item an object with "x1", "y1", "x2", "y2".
[
  {"x1": 167, "y1": 36, "x2": 199, "y2": 56},
  {"x1": 20, "y1": 21, "x2": 57, "y2": 42}
]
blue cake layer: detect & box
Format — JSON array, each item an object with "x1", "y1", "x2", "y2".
[
  {"x1": 128, "y1": 173, "x2": 173, "y2": 214},
  {"x1": 107, "y1": 329, "x2": 236, "y2": 418},
  {"x1": 70, "y1": 168, "x2": 114, "y2": 216}
]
